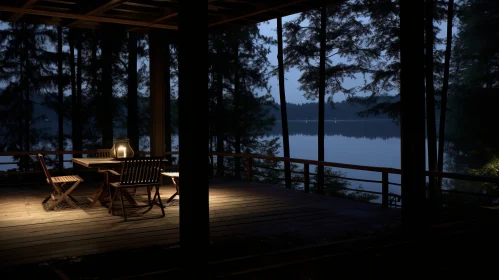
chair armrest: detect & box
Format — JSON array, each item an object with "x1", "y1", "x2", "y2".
[{"x1": 105, "y1": 170, "x2": 121, "y2": 176}]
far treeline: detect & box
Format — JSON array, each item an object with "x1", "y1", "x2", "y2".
[{"x1": 269, "y1": 96, "x2": 439, "y2": 121}]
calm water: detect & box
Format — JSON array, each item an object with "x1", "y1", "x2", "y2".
[
  {"x1": 267, "y1": 120, "x2": 403, "y2": 196},
  {"x1": 2, "y1": 119, "x2": 446, "y2": 198}
]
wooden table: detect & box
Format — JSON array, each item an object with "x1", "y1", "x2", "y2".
[
  {"x1": 72, "y1": 157, "x2": 122, "y2": 168},
  {"x1": 72, "y1": 158, "x2": 133, "y2": 207},
  {"x1": 162, "y1": 172, "x2": 179, "y2": 203}
]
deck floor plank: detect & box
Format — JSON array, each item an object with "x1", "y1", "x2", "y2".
[{"x1": 0, "y1": 180, "x2": 400, "y2": 268}]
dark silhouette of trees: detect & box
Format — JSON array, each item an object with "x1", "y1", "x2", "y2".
[
  {"x1": 0, "y1": 23, "x2": 59, "y2": 170},
  {"x1": 284, "y1": 2, "x2": 377, "y2": 193}
]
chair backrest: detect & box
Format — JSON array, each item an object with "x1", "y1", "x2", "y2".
[
  {"x1": 37, "y1": 154, "x2": 53, "y2": 185},
  {"x1": 119, "y1": 157, "x2": 164, "y2": 186},
  {"x1": 97, "y1": 149, "x2": 111, "y2": 158}
]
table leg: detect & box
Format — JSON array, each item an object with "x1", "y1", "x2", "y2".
[
  {"x1": 89, "y1": 170, "x2": 114, "y2": 207},
  {"x1": 166, "y1": 178, "x2": 179, "y2": 204},
  {"x1": 166, "y1": 191, "x2": 178, "y2": 204},
  {"x1": 88, "y1": 185, "x2": 104, "y2": 207}
]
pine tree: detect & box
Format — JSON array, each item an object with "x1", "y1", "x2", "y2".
[
  {"x1": 284, "y1": 2, "x2": 376, "y2": 196},
  {"x1": 0, "y1": 23, "x2": 58, "y2": 170},
  {"x1": 207, "y1": 25, "x2": 283, "y2": 183}
]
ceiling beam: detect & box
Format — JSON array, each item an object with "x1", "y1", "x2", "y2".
[
  {"x1": 8, "y1": 0, "x2": 40, "y2": 22},
  {"x1": 208, "y1": 0, "x2": 311, "y2": 27},
  {"x1": 44, "y1": 0, "x2": 75, "y2": 4},
  {"x1": 127, "y1": 0, "x2": 219, "y2": 32},
  {"x1": 127, "y1": 12, "x2": 177, "y2": 32},
  {"x1": 66, "y1": 0, "x2": 126, "y2": 28},
  {"x1": 0, "y1": 6, "x2": 178, "y2": 30}
]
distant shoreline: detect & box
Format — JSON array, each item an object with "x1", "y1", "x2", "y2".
[{"x1": 276, "y1": 119, "x2": 393, "y2": 122}]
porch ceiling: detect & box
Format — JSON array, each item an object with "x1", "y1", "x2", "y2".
[{"x1": 0, "y1": 0, "x2": 338, "y2": 32}]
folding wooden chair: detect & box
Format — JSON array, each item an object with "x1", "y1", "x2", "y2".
[
  {"x1": 38, "y1": 154, "x2": 84, "y2": 210},
  {"x1": 109, "y1": 157, "x2": 165, "y2": 221}
]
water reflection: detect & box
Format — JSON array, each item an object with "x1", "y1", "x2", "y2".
[
  {"x1": 268, "y1": 119, "x2": 400, "y2": 139},
  {"x1": 264, "y1": 120, "x2": 402, "y2": 198}
]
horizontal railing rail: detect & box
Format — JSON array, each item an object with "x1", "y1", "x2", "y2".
[{"x1": 2, "y1": 150, "x2": 499, "y2": 208}]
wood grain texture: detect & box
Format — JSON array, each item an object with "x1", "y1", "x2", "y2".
[{"x1": 0, "y1": 180, "x2": 400, "y2": 268}]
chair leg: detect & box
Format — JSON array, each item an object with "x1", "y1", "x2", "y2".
[
  {"x1": 119, "y1": 189, "x2": 127, "y2": 221},
  {"x1": 42, "y1": 195, "x2": 51, "y2": 204},
  {"x1": 109, "y1": 187, "x2": 119, "y2": 214},
  {"x1": 47, "y1": 180, "x2": 81, "y2": 210},
  {"x1": 156, "y1": 185, "x2": 165, "y2": 217},
  {"x1": 68, "y1": 194, "x2": 79, "y2": 203},
  {"x1": 147, "y1": 189, "x2": 156, "y2": 212},
  {"x1": 147, "y1": 186, "x2": 152, "y2": 203}
]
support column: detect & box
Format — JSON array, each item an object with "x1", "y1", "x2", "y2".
[
  {"x1": 164, "y1": 42, "x2": 172, "y2": 162},
  {"x1": 178, "y1": 1, "x2": 209, "y2": 273},
  {"x1": 149, "y1": 29, "x2": 166, "y2": 158},
  {"x1": 128, "y1": 32, "x2": 139, "y2": 152},
  {"x1": 101, "y1": 29, "x2": 114, "y2": 148},
  {"x1": 400, "y1": 0, "x2": 426, "y2": 230}
]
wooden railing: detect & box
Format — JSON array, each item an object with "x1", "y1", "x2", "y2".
[
  {"x1": 209, "y1": 152, "x2": 402, "y2": 208},
  {"x1": 2, "y1": 150, "x2": 499, "y2": 208}
]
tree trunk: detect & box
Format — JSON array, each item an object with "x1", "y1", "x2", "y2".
[
  {"x1": 209, "y1": 71, "x2": 216, "y2": 175},
  {"x1": 101, "y1": 30, "x2": 114, "y2": 148},
  {"x1": 164, "y1": 44, "x2": 172, "y2": 162},
  {"x1": 70, "y1": 32, "x2": 77, "y2": 168},
  {"x1": 18, "y1": 26, "x2": 24, "y2": 170},
  {"x1": 317, "y1": 7, "x2": 327, "y2": 194},
  {"x1": 438, "y1": 0, "x2": 454, "y2": 188},
  {"x1": 127, "y1": 32, "x2": 139, "y2": 152},
  {"x1": 233, "y1": 38, "x2": 241, "y2": 180},
  {"x1": 57, "y1": 26, "x2": 64, "y2": 169},
  {"x1": 74, "y1": 31, "x2": 83, "y2": 157},
  {"x1": 23, "y1": 23, "x2": 30, "y2": 160},
  {"x1": 277, "y1": 17, "x2": 292, "y2": 189},
  {"x1": 215, "y1": 57, "x2": 225, "y2": 176},
  {"x1": 91, "y1": 35, "x2": 98, "y2": 96},
  {"x1": 425, "y1": 0, "x2": 438, "y2": 210}
]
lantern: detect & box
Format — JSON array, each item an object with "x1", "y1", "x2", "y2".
[{"x1": 110, "y1": 139, "x2": 134, "y2": 159}]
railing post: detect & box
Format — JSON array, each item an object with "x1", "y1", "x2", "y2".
[
  {"x1": 382, "y1": 172, "x2": 389, "y2": 208},
  {"x1": 304, "y1": 163, "x2": 310, "y2": 193},
  {"x1": 247, "y1": 157, "x2": 252, "y2": 182}
]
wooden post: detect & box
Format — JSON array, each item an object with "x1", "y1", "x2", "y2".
[
  {"x1": 149, "y1": 29, "x2": 166, "y2": 158},
  {"x1": 247, "y1": 157, "x2": 252, "y2": 181},
  {"x1": 400, "y1": 0, "x2": 426, "y2": 230},
  {"x1": 382, "y1": 172, "x2": 389, "y2": 208},
  {"x1": 304, "y1": 163, "x2": 310, "y2": 193},
  {"x1": 178, "y1": 0, "x2": 208, "y2": 275}
]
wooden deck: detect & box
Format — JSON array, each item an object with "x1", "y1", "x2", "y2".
[{"x1": 0, "y1": 179, "x2": 401, "y2": 269}]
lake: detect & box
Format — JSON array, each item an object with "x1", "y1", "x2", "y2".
[{"x1": 265, "y1": 119, "x2": 404, "y2": 197}]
